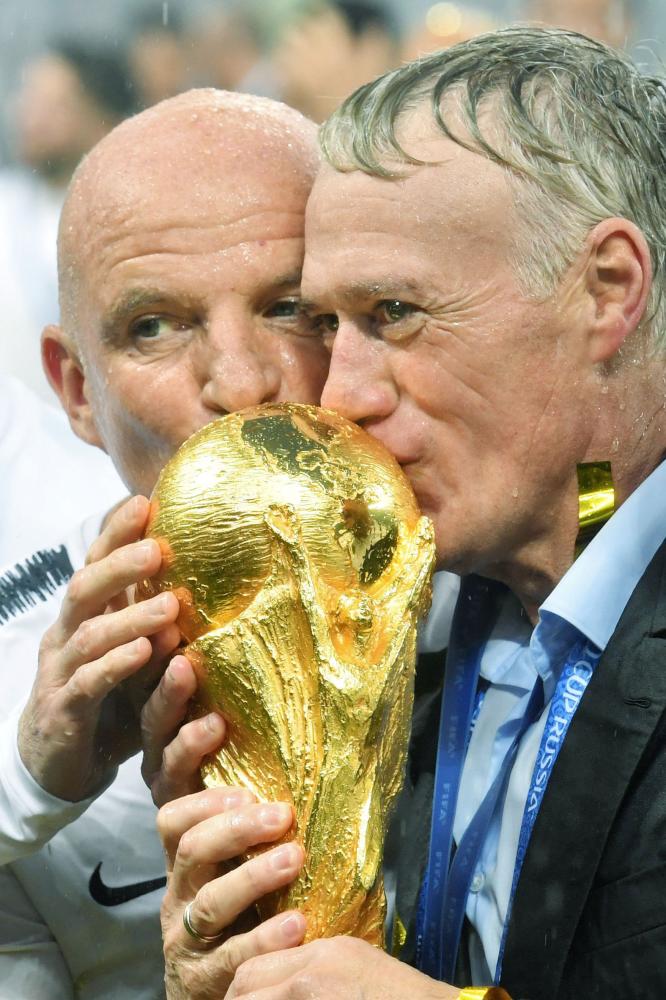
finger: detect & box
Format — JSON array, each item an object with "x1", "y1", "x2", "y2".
[
  {"x1": 85, "y1": 496, "x2": 152, "y2": 616},
  {"x1": 219, "y1": 913, "x2": 307, "y2": 996},
  {"x1": 169, "y1": 803, "x2": 297, "y2": 898},
  {"x1": 158, "y1": 787, "x2": 257, "y2": 867},
  {"x1": 59, "y1": 593, "x2": 180, "y2": 677},
  {"x1": 57, "y1": 538, "x2": 164, "y2": 637},
  {"x1": 118, "y1": 623, "x2": 183, "y2": 722},
  {"x1": 141, "y1": 654, "x2": 223, "y2": 803},
  {"x1": 228, "y1": 990, "x2": 281, "y2": 1000},
  {"x1": 61, "y1": 636, "x2": 155, "y2": 711},
  {"x1": 140, "y1": 654, "x2": 198, "y2": 778},
  {"x1": 183, "y1": 841, "x2": 304, "y2": 940},
  {"x1": 25, "y1": 636, "x2": 157, "y2": 781},
  {"x1": 227, "y1": 930, "x2": 311, "y2": 998},
  {"x1": 147, "y1": 711, "x2": 227, "y2": 809},
  {"x1": 143, "y1": 623, "x2": 182, "y2": 674},
  {"x1": 86, "y1": 495, "x2": 150, "y2": 565},
  {"x1": 137, "y1": 632, "x2": 189, "y2": 701}
]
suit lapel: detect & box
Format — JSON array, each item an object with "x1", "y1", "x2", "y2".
[{"x1": 500, "y1": 540, "x2": 666, "y2": 999}]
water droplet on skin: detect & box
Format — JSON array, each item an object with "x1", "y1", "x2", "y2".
[
  {"x1": 600, "y1": 384, "x2": 609, "y2": 394},
  {"x1": 511, "y1": 487, "x2": 519, "y2": 498},
  {"x1": 611, "y1": 438, "x2": 620, "y2": 452}
]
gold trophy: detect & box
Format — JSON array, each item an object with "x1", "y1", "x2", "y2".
[{"x1": 139, "y1": 403, "x2": 435, "y2": 945}]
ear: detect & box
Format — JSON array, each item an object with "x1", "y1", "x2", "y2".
[
  {"x1": 41, "y1": 324, "x2": 105, "y2": 449},
  {"x1": 584, "y1": 218, "x2": 652, "y2": 364}
]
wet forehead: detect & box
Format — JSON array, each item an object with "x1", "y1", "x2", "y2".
[
  {"x1": 61, "y1": 103, "x2": 316, "y2": 321},
  {"x1": 303, "y1": 149, "x2": 516, "y2": 302},
  {"x1": 81, "y1": 169, "x2": 306, "y2": 268},
  {"x1": 81, "y1": 115, "x2": 311, "y2": 244},
  {"x1": 309, "y1": 131, "x2": 513, "y2": 230}
]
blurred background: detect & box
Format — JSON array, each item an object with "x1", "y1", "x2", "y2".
[{"x1": 0, "y1": 0, "x2": 663, "y2": 401}]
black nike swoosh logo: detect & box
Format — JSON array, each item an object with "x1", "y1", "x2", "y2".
[{"x1": 89, "y1": 862, "x2": 167, "y2": 906}]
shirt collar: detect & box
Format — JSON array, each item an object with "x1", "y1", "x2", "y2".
[{"x1": 479, "y1": 460, "x2": 665, "y2": 699}]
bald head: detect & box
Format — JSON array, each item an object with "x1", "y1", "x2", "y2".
[
  {"x1": 58, "y1": 89, "x2": 319, "y2": 334},
  {"x1": 45, "y1": 88, "x2": 329, "y2": 495}
]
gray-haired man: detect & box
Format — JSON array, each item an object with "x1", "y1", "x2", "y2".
[{"x1": 158, "y1": 27, "x2": 666, "y2": 1000}]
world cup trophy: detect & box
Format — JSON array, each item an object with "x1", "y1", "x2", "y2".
[{"x1": 139, "y1": 403, "x2": 435, "y2": 945}]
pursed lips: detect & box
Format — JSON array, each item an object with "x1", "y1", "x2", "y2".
[
  {"x1": 358, "y1": 424, "x2": 422, "y2": 469},
  {"x1": 396, "y1": 460, "x2": 440, "y2": 514},
  {"x1": 353, "y1": 422, "x2": 431, "y2": 503}
]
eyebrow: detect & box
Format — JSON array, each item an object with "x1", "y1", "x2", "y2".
[
  {"x1": 99, "y1": 271, "x2": 304, "y2": 345},
  {"x1": 267, "y1": 271, "x2": 303, "y2": 292},
  {"x1": 100, "y1": 288, "x2": 169, "y2": 345},
  {"x1": 300, "y1": 278, "x2": 423, "y2": 313}
]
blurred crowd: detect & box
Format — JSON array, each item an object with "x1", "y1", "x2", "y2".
[{"x1": 0, "y1": 0, "x2": 646, "y2": 403}]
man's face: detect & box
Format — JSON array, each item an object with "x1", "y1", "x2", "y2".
[
  {"x1": 304, "y1": 131, "x2": 590, "y2": 578},
  {"x1": 59, "y1": 111, "x2": 329, "y2": 497}
]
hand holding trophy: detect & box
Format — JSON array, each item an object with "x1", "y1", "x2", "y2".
[{"x1": 139, "y1": 403, "x2": 435, "y2": 945}]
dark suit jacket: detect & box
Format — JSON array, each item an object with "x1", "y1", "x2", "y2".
[
  {"x1": 501, "y1": 538, "x2": 666, "y2": 998},
  {"x1": 392, "y1": 539, "x2": 666, "y2": 999}
]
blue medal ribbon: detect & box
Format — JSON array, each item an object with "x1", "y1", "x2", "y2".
[
  {"x1": 415, "y1": 580, "x2": 601, "y2": 985},
  {"x1": 415, "y1": 576, "x2": 508, "y2": 979},
  {"x1": 493, "y1": 636, "x2": 601, "y2": 981},
  {"x1": 437, "y1": 678, "x2": 544, "y2": 982}
]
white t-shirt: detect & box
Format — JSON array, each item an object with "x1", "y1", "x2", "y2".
[
  {"x1": 0, "y1": 516, "x2": 166, "y2": 999},
  {"x1": 0, "y1": 373, "x2": 125, "y2": 568}
]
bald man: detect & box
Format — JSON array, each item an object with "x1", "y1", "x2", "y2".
[{"x1": 0, "y1": 90, "x2": 330, "y2": 999}]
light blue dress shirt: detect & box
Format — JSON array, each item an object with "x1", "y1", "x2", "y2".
[{"x1": 448, "y1": 460, "x2": 666, "y2": 982}]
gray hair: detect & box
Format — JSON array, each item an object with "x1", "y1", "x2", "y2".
[{"x1": 319, "y1": 28, "x2": 666, "y2": 352}]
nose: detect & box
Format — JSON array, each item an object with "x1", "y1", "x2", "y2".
[
  {"x1": 320, "y1": 322, "x2": 397, "y2": 425},
  {"x1": 198, "y1": 319, "x2": 282, "y2": 414}
]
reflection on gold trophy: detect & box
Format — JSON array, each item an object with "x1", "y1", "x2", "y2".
[{"x1": 139, "y1": 403, "x2": 435, "y2": 945}]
